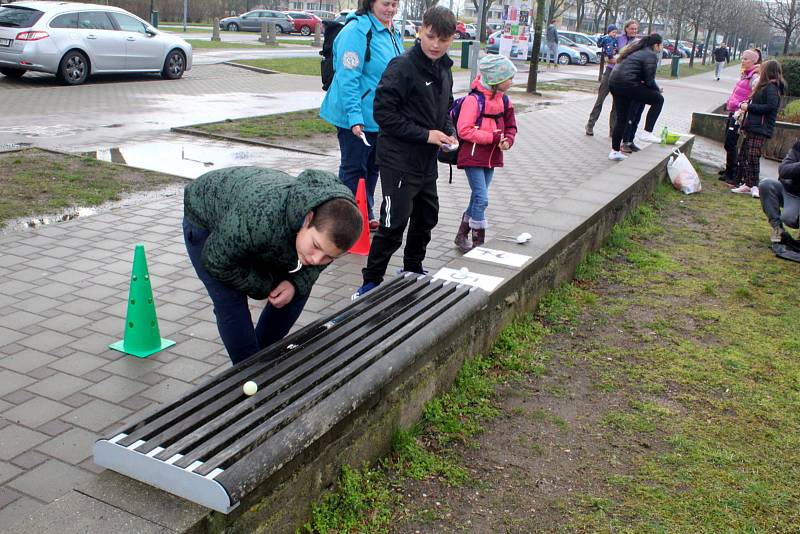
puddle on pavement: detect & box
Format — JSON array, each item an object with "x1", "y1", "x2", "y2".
[{"x1": 83, "y1": 136, "x2": 334, "y2": 179}]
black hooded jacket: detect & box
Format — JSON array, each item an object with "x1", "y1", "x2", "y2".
[
  {"x1": 743, "y1": 80, "x2": 783, "y2": 138},
  {"x1": 374, "y1": 41, "x2": 454, "y2": 177},
  {"x1": 609, "y1": 47, "x2": 660, "y2": 92}
]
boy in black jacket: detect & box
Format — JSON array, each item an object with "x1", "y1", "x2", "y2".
[
  {"x1": 353, "y1": 5, "x2": 458, "y2": 298},
  {"x1": 760, "y1": 139, "x2": 800, "y2": 243}
]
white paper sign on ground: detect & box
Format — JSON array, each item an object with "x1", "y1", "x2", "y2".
[
  {"x1": 433, "y1": 267, "x2": 504, "y2": 292},
  {"x1": 464, "y1": 246, "x2": 531, "y2": 268}
]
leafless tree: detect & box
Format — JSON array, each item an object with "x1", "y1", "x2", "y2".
[
  {"x1": 760, "y1": 0, "x2": 800, "y2": 53},
  {"x1": 527, "y1": 0, "x2": 547, "y2": 93}
]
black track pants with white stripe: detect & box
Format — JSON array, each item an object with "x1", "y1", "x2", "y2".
[{"x1": 362, "y1": 166, "x2": 439, "y2": 285}]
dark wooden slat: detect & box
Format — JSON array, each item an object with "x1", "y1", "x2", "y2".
[
  {"x1": 152, "y1": 278, "x2": 439, "y2": 462},
  {"x1": 118, "y1": 276, "x2": 418, "y2": 449},
  {"x1": 196, "y1": 283, "x2": 468, "y2": 475}
]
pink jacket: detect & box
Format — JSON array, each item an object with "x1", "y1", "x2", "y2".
[
  {"x1": 726, "y1": 65, "x2": 759, "y2": 112},
  {"x1": 456, "y1": 76, "x2": 517, "y2": 169}
]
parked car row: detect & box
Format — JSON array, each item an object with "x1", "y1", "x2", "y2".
[
  {"x1": 0, "y1": 1, "x2": 192, "y2": 85},
  {"x1": 486, "y1": 30, "x2": 600, "y2": 65}
]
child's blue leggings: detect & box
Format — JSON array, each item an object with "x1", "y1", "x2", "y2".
[{"x1": 464, "y1": 166, "x2": 495, "y2": 229}]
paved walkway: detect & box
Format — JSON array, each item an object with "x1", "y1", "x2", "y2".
[{"x1": 0, "y1": 62, "x2": 778, "y2": 528}]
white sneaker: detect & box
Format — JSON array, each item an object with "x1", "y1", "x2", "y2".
[
  {"x1": 750, "y1": 186, "x2": 759, "y2": 198},
  {"x1": 731, "y1": 184, "x2": 751, "y2": 194},
  {"x1": 608, "y1": 150, "x2": 628, "y2": 161},
  {"x1": 637, "y1": 131, "x2": 662, "y2": 143}
]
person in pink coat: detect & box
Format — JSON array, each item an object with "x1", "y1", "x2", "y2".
[{"x1": 453, "y1": 55, "x2": 518, "y2": 252}]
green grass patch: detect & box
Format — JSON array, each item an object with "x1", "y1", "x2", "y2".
[
  {"x1": 185, "y1": 39, "x2": 275, "y2": 49},
  {"x1": 192, "y1": 108, "x2": 335, "y2": 141},
  {"x1": 233, "y1": 57, "x2": 319, "y2": 75},
  {"x1": 657, "y1": 58, "x2": 741, "y2": 78},
  {"x1": 0, "y1": 149, "x2": 183, "y2": 229}
]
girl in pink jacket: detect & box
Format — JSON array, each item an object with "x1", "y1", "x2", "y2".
[{"x1": 454, "y1": 55, "x2": 518, "y2": 253}]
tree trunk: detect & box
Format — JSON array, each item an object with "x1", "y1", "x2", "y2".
[
  {"x1": 785, "y1": 32, "x2": 792, "y2": 55},
  {"x1": 527, "y1": 0, "x2": 547, "y2": 93},
  {"x1": 689, "y1": 24, "x2": 699, "y2": 67}
]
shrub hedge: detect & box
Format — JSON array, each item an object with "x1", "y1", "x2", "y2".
[{"x1": 778, "y1": 56, "x2": 800, "y2": 96}]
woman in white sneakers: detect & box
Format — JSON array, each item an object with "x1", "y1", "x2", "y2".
[{"x1": 608, "y1": 33, "x2": 665, "y2": 161}]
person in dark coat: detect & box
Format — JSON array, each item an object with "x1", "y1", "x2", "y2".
[
  {"x1": 731, "y1": 59, "x2": 786, "y2": 197},
  {"x1": 608, "y1": 33, "x2": 665, "y2": 161},
  {"x1": 352, "y1": 5, "x2": 457, "y2": 299},
  {"x1": 713, "y1": 42, "x2": 730, "y2": 80},
  {"x1": 760, "y1": 139, "x2": 800, "y2": 242},
  {"x1": 183, "y1": 167, "x2": 362, "y2": 364}
]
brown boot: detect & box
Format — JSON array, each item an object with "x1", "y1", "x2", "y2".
[
  {"x1": 471, "y1": 228, "x2": 485, "y2": 249},
  {"x1": 454, "y1": 215, "x2": 471, "y2": 253}
]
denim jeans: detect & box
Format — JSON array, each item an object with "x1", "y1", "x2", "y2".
[
  {"x1": 337, "y1": 127, "x2": 379, "y2": 221},
  {"x1": 183, "y1": 218, "x2": 308, "y2": 365},
  {"x1": 464, "y1": 167, "x2": 495, "y2": 228}
]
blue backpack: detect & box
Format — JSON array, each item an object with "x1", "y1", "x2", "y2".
[{"x1": 438, "y1": 89, "x2": 510, "y2": 182}]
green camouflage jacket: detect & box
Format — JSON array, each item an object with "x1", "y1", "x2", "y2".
[{"x1": 184, "y1": 167, "x2": 354, "y2": 299}]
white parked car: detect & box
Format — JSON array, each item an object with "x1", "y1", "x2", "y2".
[{"x1": 0, "y1": 1, "x2": 192, "y2": 85}]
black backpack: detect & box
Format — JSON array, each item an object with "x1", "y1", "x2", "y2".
[{"x1": 320, "y1": 14, "x2": 372, "y2": 91}]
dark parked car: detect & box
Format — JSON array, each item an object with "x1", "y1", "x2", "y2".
[
  {"x1": 284, "y1": 11, "x2": 321, "y2": 36},
  {"x1": 219, "y1": 10, "x2": 293, "y2": 33}
]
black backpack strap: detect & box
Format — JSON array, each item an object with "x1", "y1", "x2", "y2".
[
  {"x1": 365, "y1": 28, "x2": 372, "y2": 62},
  {"x1": 448, "y1": 163, "x2": 453, "y2": 184}
]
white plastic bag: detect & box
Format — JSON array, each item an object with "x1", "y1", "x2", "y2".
[{"x1": 667, "y1": 148, "x2": 702, "y2": 195}]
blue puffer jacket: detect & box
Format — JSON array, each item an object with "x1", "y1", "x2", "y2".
[{"x1": 319, "y1": 12, "x2": 403, "y2": 132}]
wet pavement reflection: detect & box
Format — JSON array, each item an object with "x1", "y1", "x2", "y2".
[{"x1": 84, "y1": 135, "x2": 334, "y2": 179}]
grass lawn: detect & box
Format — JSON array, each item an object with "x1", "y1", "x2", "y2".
[
  {"x1": 0, "y1": 149, "x2": 185, "y2": 229},
  {"x1": 658, "y1": 58, "x2": 741, "y2": 78},
  {"x1": 186, "y1": 39, "x2": 275, "y2": 49},
  {"x1": 192, "y1": 108, "x2": 335, "y2": 140},
  {"x1": 301, "y1": 170, "x2": 800, "y2": 532},
  {"x1": 233, "y1": 57, "x2": 319, "y2": 76}
]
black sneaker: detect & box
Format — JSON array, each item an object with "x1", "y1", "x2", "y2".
[
  {"x1": 620, "y1": 143, "x2": 633, "y2": 154},
  {"x1": 717, "y1": 168, "x2": 727, "y2": 176},
  {"x1": 628, "y1": 143, "x2": 641, "y2": 152}
]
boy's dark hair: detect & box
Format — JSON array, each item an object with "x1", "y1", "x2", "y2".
[
  {"x1": 421, "y1": 5, "x2": 456, "y2": 37},
  {"x1": 311, "y1": 198, "x2": 363, "y2": 251}
]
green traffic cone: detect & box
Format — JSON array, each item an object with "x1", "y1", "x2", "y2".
[{"x1": 109, "y1": 244, "x2": 175, "y2": 358}]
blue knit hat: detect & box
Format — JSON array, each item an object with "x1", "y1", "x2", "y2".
[
  {"x1": 607, "y1": 24, "x2": 617, "y2": 33},
  {"x1": 478, "y1": 54, "x2": 517, "y2": 86}
]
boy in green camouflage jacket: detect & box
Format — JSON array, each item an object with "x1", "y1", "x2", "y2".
[{"x1": 183, "y1": 167, "x2": 362, "y2": 364}]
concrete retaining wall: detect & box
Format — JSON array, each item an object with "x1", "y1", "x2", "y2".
[
  {"x1": 11, "y1": 139, "x2": 693, "y2": 534},
  {"x1": 691, "y1": 110, "x2": 799, "y2": 161}
]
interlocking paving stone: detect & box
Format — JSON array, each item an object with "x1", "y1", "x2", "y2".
[
  {"x1": 0, "y1": 426, "x2": 49, "y2": 461},
  {"x1": 36, "y1": 419, "x2": 73, "y2": 437},
  {"x1": 82, "y1": 375, "x2": 148, "y2": 403},
  {"x1": 0, "y1": 496, "x2": 43, "y2": 526},
  {"x1": 164, "y1": 337, "x2": 220, "y2": 360},
  {"x1": 140, "y1": 377, "x2": 195, "y2": 405},
  {"x1": 60, "y1": 399, "x2": 132, "y2": 433},
  {"x1": 7, "y1": 460, "x2": 95, "y2": 503},
  {"x1": 2, "y1": 390, "x2": 36, "y2": 406},
  {"x1": 10, "y1": 451, "x2": 48, "y2": 470},
  {"x1": 35, "y1": 428, "x2": 96, "y2": 465},
  {"x1": 38, "y1": 313, "x2": 93, "y2": 334},
  {"x1": 0, "y1": 486, "x2": 22, "y2": 508},
  {"x1": 0, "y1": 349, "x2": 57, "y2": 374},
  {"x1": 46, "y1": 353, "x2": 107, "y2": 377},
  {"x1": 3, "y1": 397, "x2": 71, "y2": 428},
  {"x1": 17, "y1": 331, "x2": 76, "y2": 353},
  {"x1": 0, "y1": 327, "x2": 27, "y2": 350},
  {"x1": 0, "y1": 462, "x2": 22, "y2": 484},
  {"x1": 24, "y1": 374, "x2": 92, "y2": 401},
  {"x1": 0, "y1": 371, "x2": 35, "y2": 398},
  {"x1": 154, "y1": 358, "x2": 216, "y2": 382}
]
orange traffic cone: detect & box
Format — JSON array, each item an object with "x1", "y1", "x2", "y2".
[{"x1": 349, "y1": 177, "x2": 371, "y2": 256}]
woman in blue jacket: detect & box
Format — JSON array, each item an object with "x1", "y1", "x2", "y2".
[{"x1": 320, "y1": 0, "x2": 404, "y2": 230}]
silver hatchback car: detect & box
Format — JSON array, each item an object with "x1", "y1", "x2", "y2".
[{"x1": 0, "y1": 1, "x2": 192, "y2": 85}]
